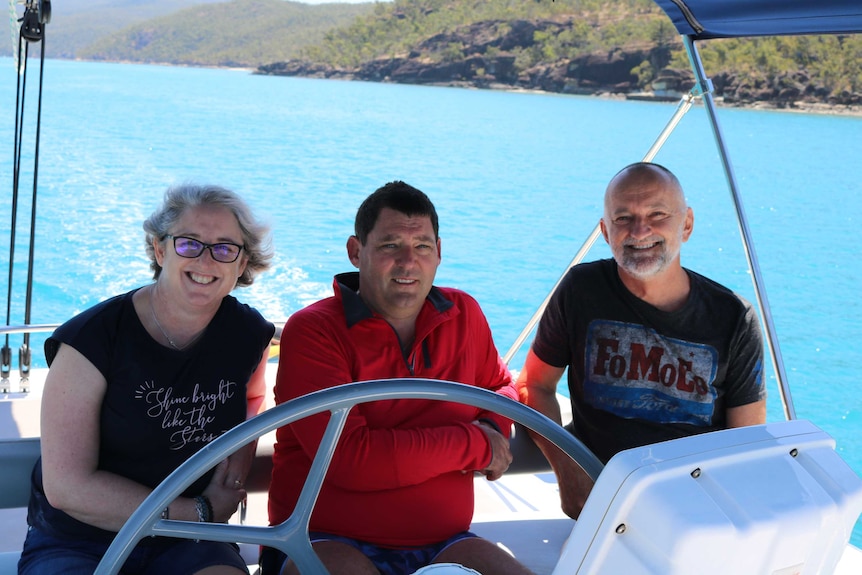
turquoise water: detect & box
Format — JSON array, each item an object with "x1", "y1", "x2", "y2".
[{"x1": 2, "y1": 58, "x2": 862, "y2": 544}]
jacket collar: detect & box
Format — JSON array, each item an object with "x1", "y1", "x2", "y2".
[{"x1": 333, "y1": 271, "x2": 454, "y2": 329}]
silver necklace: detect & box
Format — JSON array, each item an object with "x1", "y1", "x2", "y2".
[{"x1": 150, "y1": 294, "x2": 182, "y2": 350}]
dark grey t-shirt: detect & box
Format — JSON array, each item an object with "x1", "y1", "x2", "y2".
[{"x1": 532, "y1": 259, "x2": 765, "y2": 463}]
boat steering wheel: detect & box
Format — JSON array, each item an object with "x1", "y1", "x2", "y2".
[{"x1": 94, "y1": 378, "x2": 604, "y2": 575}]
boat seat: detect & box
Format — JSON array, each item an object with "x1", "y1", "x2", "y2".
[
  {"x1": 0, "y1": 437, "x2": 40, "y2": 574},
  {"x1": 554, "y1": 419, "x2": 862, "y2": 574},
  {"x1": 0, "y1": 436, "x2": 275, "y2": 575},
  {"x1": 508, "y1": 422, "x2": 556, "y2": 474}
]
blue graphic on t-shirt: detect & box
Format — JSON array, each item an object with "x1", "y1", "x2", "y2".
[{"x1": 584, "y1": 319, "x2": 718, "y2": 425}]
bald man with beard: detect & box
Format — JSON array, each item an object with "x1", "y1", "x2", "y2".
[{"x1": 516, "y1": 162, "x2": 767, "y2": 519}]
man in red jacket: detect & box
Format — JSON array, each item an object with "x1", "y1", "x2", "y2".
[{"x1": 265, "y1": 181, "x2": 534, "y2": 575}]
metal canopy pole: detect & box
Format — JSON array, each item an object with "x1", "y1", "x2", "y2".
[{"x1": 683, "y1": 35, "x2": 796, "y2": 420}]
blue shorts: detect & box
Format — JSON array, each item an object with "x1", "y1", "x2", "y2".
[
  {"x1": 18, "y1": 525, "x2": 249, "y2": 575},
  {"x1": 259, "y1": 530, "x2": 478, "y2": 575}
]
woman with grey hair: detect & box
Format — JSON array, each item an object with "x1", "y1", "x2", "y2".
[{"x1": 19, "y1": 184, "x2": 275, "y2": 575}]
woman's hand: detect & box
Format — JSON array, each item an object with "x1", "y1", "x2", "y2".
[
  {"x1": 223, "y1": 441, "x2": 256, "y2": 489},
  {"x1": 202, "y1": 459, "x2": 247, "y2": 523}
]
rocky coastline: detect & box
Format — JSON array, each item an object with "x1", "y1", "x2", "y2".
[
  {"x1": 257, "y1": 56, "x2": 862, "y2": 116},
  {"x1": 256, "y1": 19, "x2": 862, "y2": 116}
]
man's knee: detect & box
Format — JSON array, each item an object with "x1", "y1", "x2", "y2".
[
  {"x1": 282, "y1": 541, "x2": 379, "y2": 575},
  {"x1": 433, "y1": 537, "x2": 534, "y2": 575}
]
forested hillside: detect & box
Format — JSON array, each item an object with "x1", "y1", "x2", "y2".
[
  {"x1": 300, "y1": 0, "x2": 674, "y2": 68},
  {"x1": 3, "y1": 0, "x2": 226, "y2": 58},
  {"x1": 7, "y1": 0, "x2": 861, "y2": 109},
  {"x1": 5, "y1": 0, "x2": 374, "y2": 66},
  {"x1": 259, "y1": 0, "x2": 862, "y2": 109},
  {"x1": 78, "y1": 0, "x2": 375, "y2": 67}
]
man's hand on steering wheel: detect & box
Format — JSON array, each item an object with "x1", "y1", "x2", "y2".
[{"x1": 473, "y1": 420, "x2": 513, "y2": 481}]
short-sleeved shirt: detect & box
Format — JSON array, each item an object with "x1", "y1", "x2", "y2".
[
  {"x1": 532, "y1": 259, "x2": 765, "y2": 463},
  {"x1": 27, "y1": 288, "x2": 274, "y2": 542}
]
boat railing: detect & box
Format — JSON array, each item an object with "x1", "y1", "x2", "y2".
[
  {"x1": 0, "y1": 323, "x2": 58, "y2": 394},
  {"x1": 0, "y1": 322, "x2": 285, "y2": 395},
  {"x1": 0, "y1": 324, "x2": 59, "y2": 336}
]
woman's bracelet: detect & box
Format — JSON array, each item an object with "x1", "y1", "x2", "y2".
[{"x1": 194, "y1": 495, "x2": 213, "y2": 522}]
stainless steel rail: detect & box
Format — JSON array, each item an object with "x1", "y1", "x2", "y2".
[
  {"x1": 0, "y1": 324, "x2": 58, "y2": 336},
  {"x1": 0, "y1": 324, "x2": 57, "y2": 393},
  {"x1": 683, "y1": 36, "x2": 795, "y2": 420}
]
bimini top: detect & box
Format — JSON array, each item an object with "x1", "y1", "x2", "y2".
[{"x1": 652, "y1": 0, "x2": 862, "y2": 40}]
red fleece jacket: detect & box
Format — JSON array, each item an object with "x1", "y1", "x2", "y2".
[{"x1": 268, "y1": 274, "x2": 516, "y2": 547}]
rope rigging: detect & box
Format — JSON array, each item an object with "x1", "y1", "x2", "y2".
[{"x1": 3, "y1": 0, "x2": 49, "y2": 392}]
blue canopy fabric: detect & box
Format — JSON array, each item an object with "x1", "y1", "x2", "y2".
[{"x1": 652, "y1": 0, "x2": 862, "y2": 39}]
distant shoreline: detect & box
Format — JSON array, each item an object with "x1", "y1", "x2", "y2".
[
  {"x1": 53, "y1": 58, "x2": 862, "y2": 118},
  {"x1": 250, "y1": 68, "x2": 862, "y2": 118},
  {"x1": 736, "y1": 100, "x2": 862, "y2": 117},
  {"x1": 458, "y1": 80, "x2": 862, "y2": 118}
]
